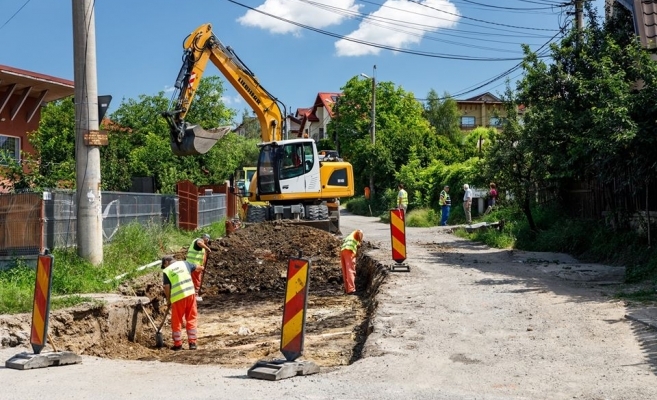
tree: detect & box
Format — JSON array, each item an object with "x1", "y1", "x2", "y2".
[
  {"x1": 483, "y1": 5, "x2": 657, "y2": 230},
  {"x1": 106, "y1": 76, "x2": 257, "y2": 193},
  {"x1": 330, "y1": 76, "x2": 434, "y2": 200},
  {"x1": 6, "y1": 76, "x2": 259, "y2": 193},
  {"x1": 423, "y1": 89, "x2": 462, "y2": 145}
]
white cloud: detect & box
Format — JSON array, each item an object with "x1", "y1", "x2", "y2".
[
  {"x1": 221, "y1": 95, "x2": 243, "y2": 105},
  {"x1": 237, "y1": 0, "x2": 362, "y2": 35},
  {"x1": 335, "y1": 0, "x2": 460, "y2": 57}
]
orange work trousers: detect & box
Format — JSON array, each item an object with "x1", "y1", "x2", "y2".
[
  {"x1": 191, "y1": 269, "x2": 203, "y2": 294},
  {"x1": 340, "y1": 249, "x2": 356, "y2": 294},
  {"x1": 171, "y1": 295, "x2": 198, "y2": 346}
]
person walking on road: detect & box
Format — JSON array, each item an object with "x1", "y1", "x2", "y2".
[
  {"x1": 397, "y1": 183, "x2": 408, "y2": 214},
  {"x1": 439, "y1": 185, "x2": 451, "y2": 226},
  {"x1": 463, "y1": 184, "x2": 473, "y2": 225},
  {"x1": 340, "y1": 229, "x2": 364, "y2": 295},
  {"x1": 161, "y1": 255, "x2": 203, "y2": 351},
  {"x1": 186, "y1": 234, "x2": 211, "y2": 302}
]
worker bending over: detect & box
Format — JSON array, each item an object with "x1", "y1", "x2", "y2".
[
  {"x1": 186, "y1": 233, "x2": 211, "y2": 301},
  {"x1": 161, "y1": 255, "x2": 203, "y2": 351},
  {"x1": 341, "y1": 229, "x2": 364, "y2": 295}
]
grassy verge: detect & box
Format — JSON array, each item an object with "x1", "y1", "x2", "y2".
[{"x1": 0, "y1": 220, "x2": 225, "y2": 314}]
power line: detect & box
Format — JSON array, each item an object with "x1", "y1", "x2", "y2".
[
  {"x1": 456, "y1": 0, "x2": 566, "y2": 11},
  {"x1": 435, "y1": 21, "x2": 571, "y2": 99},
  {"x1": 0, "y1": 0, "x2": 31, "y2": 31},
  {"x1": 227, "y1": 0, "x2": 540, "y2": 61},
  {"x1": 407, "y1": 0, "x2": 560, "y2": 31},
  {"x1": 297, "y1": 0, "x2": 542, "y2": 53}
]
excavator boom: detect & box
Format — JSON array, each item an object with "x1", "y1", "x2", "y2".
[{"x1": 163, "y1": 23, "x2": 284, "y2": 156}]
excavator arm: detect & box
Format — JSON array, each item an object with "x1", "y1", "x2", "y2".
[{"x1": 163, "y1": 23, "x2": 285, "y2": 156}]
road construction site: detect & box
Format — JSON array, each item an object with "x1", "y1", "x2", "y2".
[
  {"x1": 2, "y1": 212, "x2": 657, "y2": 399},
  {"x1": 1, "y1": 221, "x2": 383, "y2": 368}
]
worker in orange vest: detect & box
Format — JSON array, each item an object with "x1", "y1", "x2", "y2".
[
  {"x1": 161, "y1": 255, "x2": 204, "y2": 351},
  {"x1": 340, "y1": 229, "x2": 363, "y2": 295}
]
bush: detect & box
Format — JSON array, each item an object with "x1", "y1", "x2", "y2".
[{"x1": 406, "y1": 208, "x2": 440, "y2": 227}]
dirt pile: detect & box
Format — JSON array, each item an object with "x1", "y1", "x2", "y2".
[{"x1": 201, "y1": 221, "x2": 344, "y2": 296}]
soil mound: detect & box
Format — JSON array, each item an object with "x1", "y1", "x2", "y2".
[{"x1": 201, "y1": 221, "x2": 344, "y2": 296}]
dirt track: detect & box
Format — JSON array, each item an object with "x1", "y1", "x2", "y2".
[{"x1": 2, "y1": 213, "x2": 657, "y2": 399}]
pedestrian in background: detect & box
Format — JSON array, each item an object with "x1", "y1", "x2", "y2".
[
  {"x1": 161, "y1": 255, "x2": 203, "y2": 351},
  {"x1": 186, "y1": 234, "x2": 211, "y2": 302},
  {"x1": 463, "y1": 184, "x2": 473, "y2": 225},
  {"x1": 484, "y1": 182, "x2": 498, "y2": 215},
  {"x1": 397, "y1": 183, "x2": 408, "y2": 214},
  {"x1": 340, "y1": 229, "x2": 363, "y2": 295},
  {"x1": 439, "y1": 185, "x2": 451, "y2": 226}
]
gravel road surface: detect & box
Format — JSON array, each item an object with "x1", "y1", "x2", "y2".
[{"x1": 1, "y1": 211, "x2": 656, "y2": 400}]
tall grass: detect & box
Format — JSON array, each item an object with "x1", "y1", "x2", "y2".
[{"x1": 0, "y1": 220, "x2": 226, "y2": 314}]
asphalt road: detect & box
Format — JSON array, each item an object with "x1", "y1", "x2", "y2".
[{"x1": 1, "y1": 211, "x2": 656, "y2": 400}]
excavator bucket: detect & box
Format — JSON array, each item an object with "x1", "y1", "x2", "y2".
[{"x1": 170, "y1": 125, "x2": 232, "y2": 156}]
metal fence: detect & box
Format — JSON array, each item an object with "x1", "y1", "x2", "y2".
[
  {"x1": 197, "y1": 193, "x2": 227, "y2": 229},
  {"x1": 0, "y1": 190, "x2": 226, "y2": 256}
]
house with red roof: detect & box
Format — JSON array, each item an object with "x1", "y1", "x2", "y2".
[
  {"x1": 0, "y1": 64, "x2": 74, "y2": 185},
  {"x1": 295, "y1": 92, "x2": 341, "y2": 141}
]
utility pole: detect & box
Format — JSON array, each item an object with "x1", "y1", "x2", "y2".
[
  {"x1": 361, "y1": 65, "x2": 377, "y2": 196},
  {"x1": 370, "y1": 65, "x2": 376, "y2": 197},
  {"x1": 575, "y1": 0, "x2": 583, "y2": 31},
  {"x1": 73, "y1": 0, "x2": 103, "y2": 265}
]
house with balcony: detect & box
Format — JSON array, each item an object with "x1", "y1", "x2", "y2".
[{"x1": 455, "y1": 92, "x2": 507, "y2": 130}]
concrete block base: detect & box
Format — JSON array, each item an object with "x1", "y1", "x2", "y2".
[
  {"x1": 5, "y1": 351, "x2": 82, "y2": 370},
  {"x1": 247, "y1": 359, "x2": 320, "y2": 381}
]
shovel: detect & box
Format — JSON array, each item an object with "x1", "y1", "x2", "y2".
[
  {"x1": 155, "y1": 303, "x2": 171, "y2": 349},
  {"x1": 131, "y1": 288, "x2": 166, "y2": 348}
]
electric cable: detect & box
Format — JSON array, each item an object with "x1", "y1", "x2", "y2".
[
  {"x1": 227, "y1": 0, "x2": 548, "y2": 61},
  {"x1": 0, "y1": 0, "x2": 32, "y2": 31}
]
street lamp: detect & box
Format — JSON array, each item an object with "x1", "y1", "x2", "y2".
[{"x1": 360, "y1": 65, "x2": 376, "y2": 196}]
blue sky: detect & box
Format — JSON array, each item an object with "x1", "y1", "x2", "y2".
[{"x1": 1, "y1": 0, "x2": 605, "y2": 122}]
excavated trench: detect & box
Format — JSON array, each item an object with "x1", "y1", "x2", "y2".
[{"x1": 0, "y1": 225, "x2": 389, "y2": 369}]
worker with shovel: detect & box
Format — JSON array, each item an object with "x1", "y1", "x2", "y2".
[
  {"x1": 161, "y1": 255, "x2": 203, "y2": 351},
  {"x1": 186, "y1": 234, "x2": 211, "y2": 302}
]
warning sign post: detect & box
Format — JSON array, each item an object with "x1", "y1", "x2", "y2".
[
  {"x1": 5, "y1": 252, "x2": 82, "y2": 370},
  {"x1": 389, "y1": 208, "x2": 411, "y2": 272},
  {"x1": 247, "y1": 256, "x2": 319, "y2": 380}
]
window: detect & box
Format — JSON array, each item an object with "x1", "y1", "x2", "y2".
[
  {"x1": 461, "y1": 116, "x2": 476, "y2": 127},
  {"x1": 0, "y1": 135, "x2": 20, "y2": 165},
  {"x1": 280, "y1": 143, "x2": 305, "y2": 180},
  {"x1": 319, "y1": 127, "x2": 324, "y2": 139},
  {"x1": 489, "y1": 117, "x2": 506, "y2": 127}
]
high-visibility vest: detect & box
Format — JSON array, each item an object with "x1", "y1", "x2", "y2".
[
  {"x1": 439, "y1": 190, "x2": 451, "y2": 206},
  {"x1": 398, "y1": 189, "x2": 408, "y2": 207},
  {"x1": 341, "y1": 231, "x2": 360, "y2": 253},
  {"x1": 163, "y1": 262, "x2": 195, "y2": 303},
  {"x1": 186, "y1": 238, "x2": 205, "y2": 266}
]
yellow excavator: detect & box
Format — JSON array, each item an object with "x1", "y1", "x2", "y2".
[{"x1": 162, "y1": 23, "x2": 354, "y2": 232}]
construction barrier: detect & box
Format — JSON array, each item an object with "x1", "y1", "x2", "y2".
[
  {"x1": 389, "y1": 208, "x2": 410, "y2": 272},
  {"x1": 5, "y1": 252, "x2": 82, "y2": 370},
  {"x1": 30, "y1": 252, "x2": 54, "y2": 355},
  {"x1": 247, "y1": 256, "x2": 319, "y2": 380},
  {"x1": 280, "y1": 257, "x2": 311, "y2": 361}
]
